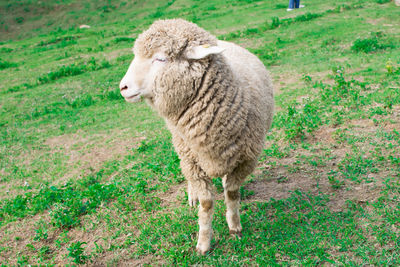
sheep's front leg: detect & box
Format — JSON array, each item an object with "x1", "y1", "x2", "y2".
[
  {"x1": 222, "y1": 178, "x2": 242, "y2": 237},
  {"x1": 171, "y1": 134, "x2": 200, "y2": 207},
  {"x1": 180, "y1": 158, "x2": 214, "y2": 254}
]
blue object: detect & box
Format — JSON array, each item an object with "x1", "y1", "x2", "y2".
[{"x1": 289, "y1": 0, "x2": 300, "y2": 9}]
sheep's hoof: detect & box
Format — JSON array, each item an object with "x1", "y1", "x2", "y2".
[
  {"x1": 229, "y1": 229, "x2": 243, "y2": 239},
  {"x1": 195, "y1": 246, "x2": 210, "y2": 255},
  {"x1": 195, "y1": 247, "x2": 207, "y2": 255}
]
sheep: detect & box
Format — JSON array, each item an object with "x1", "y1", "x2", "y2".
[{"x1": 119, "y1": 19, "x2": 274, "y2": 255}]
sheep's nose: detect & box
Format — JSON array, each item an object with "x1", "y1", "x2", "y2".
[{"x1": 120, "y1": 85, "x2": 128, "y2": 92}]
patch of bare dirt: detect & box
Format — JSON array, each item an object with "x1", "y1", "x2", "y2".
[
  {"x1": 108, "y1": 255, "x2": 164, "y2": 266},
  {"x1": 212, "y1": 28, "x2": 234, "y2": 36},
  {"x1": 245, "y1": 165, "x2": 384, "y2": 212},
  {"x1": 273, "y1": 70, "x2": 332, "y2": 97},
  {"x1": 0, "y1": 213, "x2": 49, "y2": 265},
  {"x1": 246, "y1": 115, "x2": 399, "y2": 212},
  {"x1": 0, "y1": 182, "x2": 32, "y2": 201},
  {"x1": 65, "y1": 204, "x2": 164, "y2": 266},
  {"x1": 333, "y1": 56, "x2": 349, "y2": 64},
  {"x1": 348, "y1": 118, "x2": 376, "y2": 130},
  {"x1": 383, "y1": 121, "x2": 400, "y2": 131},
  {"x1": 0, "y1": 201, "x2": 154, "y2": 265},
  {"x1": 237, "y1": 38, "x2": 265, "y2": 49},
  {"x1": 105, "y1": 48, "x2": 132, "y2": 61},
  {"x1": 366, "y1": 18, "x2": 383, "y2": 25},
  {"x1": 273, "y1": 72, "x2": 302, "y2": 95},
  {"x1": 45, "y1": 130, "x2": 146, "y2": 184},
  {"x1": 312, "y1": 126, "x2": 338, "y2": 144},
  {"x1": 158, "y1": 182, "x2": 186, "y2": 208},
  {"x1": 0, "y1": 129, "x2": 144, "y2": 200},
  {"x1": 53, "y1": 214, "x2": 130, "y2": 265}
]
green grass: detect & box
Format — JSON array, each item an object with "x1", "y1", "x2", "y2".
[{"x1": 1, "y1": 0, "x2": 400, "y2": 265}]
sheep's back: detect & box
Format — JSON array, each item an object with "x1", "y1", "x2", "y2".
[
  {"x1": 218, "y1": 41, "x2": 273, "y2": 98},
  {"x1": 219, "y1": 40, "x2": 274, "y2": 127}
]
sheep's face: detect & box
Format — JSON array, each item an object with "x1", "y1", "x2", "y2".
[
  {"x1": 119, "y1": 51, "x2": 168, "y2": 103},
  {"x1": 119, "y1": 44, "x2": 224, "y2": 105}
]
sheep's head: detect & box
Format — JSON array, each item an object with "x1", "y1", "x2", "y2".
[{"x1": 119, "y1": 19, "x2": 224, "y2": 110}]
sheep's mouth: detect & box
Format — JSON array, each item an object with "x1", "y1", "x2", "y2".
[
  {"x1": 126, "y1": 93, "x2": 140, "y2": 100},
  {"x1": 125, "y1": 93, "x2": 141, "y2": 103}
]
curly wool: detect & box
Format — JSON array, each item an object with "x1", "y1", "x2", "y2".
[
  {"x1": 134, "y1": 19, "x2": 274, "y2": 181},
  {"x1": 134, "y1": 19, "x2": 217, "y2": 59}
]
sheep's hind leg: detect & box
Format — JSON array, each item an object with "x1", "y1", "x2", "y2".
[
  {"x1": 223, "y1": 160, "x2": 256, "y2": 238},
  {"x1": 187, "y1": 180, "x2": 198, "y2": 207},
  {"x1": 223, "y1": 180, "x2": 242, "y2": 237}
]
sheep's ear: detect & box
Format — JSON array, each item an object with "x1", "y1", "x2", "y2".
[{"x1": 186, "y1": 44, "x2": 225, "y2": 60}]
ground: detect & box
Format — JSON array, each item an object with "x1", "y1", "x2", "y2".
[{"x1": 0, "y1": 0, "x2": 399, "y2": 265}]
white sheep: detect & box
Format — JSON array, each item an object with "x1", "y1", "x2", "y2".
[{"x1": 119, "y1": 19, "x2": 274, "y2": 254}]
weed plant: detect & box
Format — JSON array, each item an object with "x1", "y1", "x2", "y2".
[{"x1": 0, "y1": 59, "x2": 17, "y2": 70}]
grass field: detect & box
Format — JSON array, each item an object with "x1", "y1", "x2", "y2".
[{"x1": 1, "y1": 0, "x2": 399, "y2": 265}]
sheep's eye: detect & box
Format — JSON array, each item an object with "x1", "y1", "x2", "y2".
[{"x1": 155, "y1": 58, "x2": 167, "y2": 62}]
